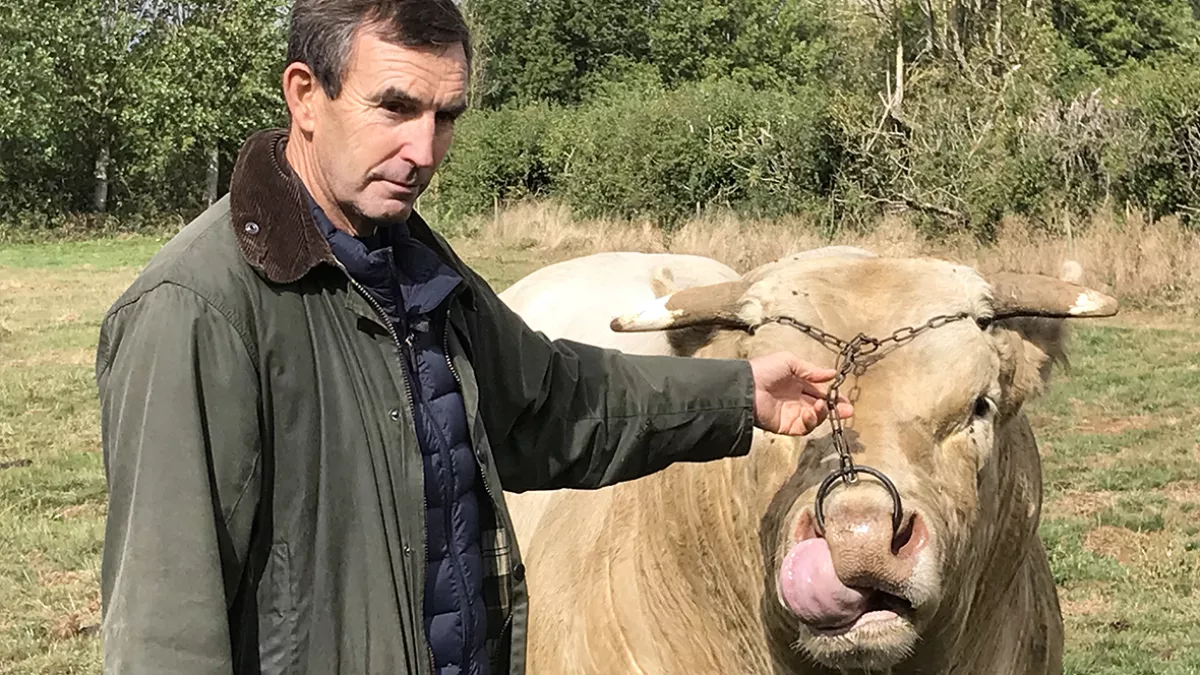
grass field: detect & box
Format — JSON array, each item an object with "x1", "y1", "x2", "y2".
[{"x1": 1, "y1": 231, "x2": 1198, "y2": 674}]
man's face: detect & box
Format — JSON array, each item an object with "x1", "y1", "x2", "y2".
[{"x1": 309, "y1": 27, "x2": 468, "y2": 225}]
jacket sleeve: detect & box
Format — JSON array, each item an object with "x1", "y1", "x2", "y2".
[
  {"x1": 463, "y1": 272, "x2": 757, "y2": 493},
  {"x1": 95, "y1": 283, "x2": 261, "y2": 675}
]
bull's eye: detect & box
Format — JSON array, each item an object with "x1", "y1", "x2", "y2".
[
  {"x1": 976, "y1": 316, "x2": 993, "y2": 330},
  {"x1": 973, "y1": 396, "x2": 994, "y2": 418}
]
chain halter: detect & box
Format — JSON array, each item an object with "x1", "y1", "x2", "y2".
[{"x1": 749, "y1": 312, "x2": 974, "y2": 536}]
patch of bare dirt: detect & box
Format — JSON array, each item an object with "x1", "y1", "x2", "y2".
[
  {"x1": 1084, "y1": 526, "x2": 1153, "y2": 565},
  {"x1": 1046, "y1": 490, "x2": 1118, "y2": 519},
  {"x1": 1163, "y1": 481, "x2": 1200, "y2": 504},
  {"x1": 38, "y1": 569, "x2": 91, "y2": 588},
  {"x1": 1083, "y1": 526, "x2": 1184, "y2": 571},
  {"x1": 1059, "y1": 586, "x2": 1113, "y2": 618},
  {"x1": 47, "y1": 596, "x2": 100, "y2": 641},
  {"x1": 54, "y1": 502, "x2": 105, "y2": 520},
  {"x1": 1072, "y1": 415, "x2": 1157, "y2": 435}
]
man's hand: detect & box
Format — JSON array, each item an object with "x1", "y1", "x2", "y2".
[{"x1": 749, "y1": 352, "x2": 854, "y2": 436}]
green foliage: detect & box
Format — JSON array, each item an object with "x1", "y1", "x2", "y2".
[
  {"x1": 119, "y1": 0, "x2": 288, "y2": 213},
  {"x1": 547, "y1": 80, "x2": 834, "y2": 226},
  {"x1": 466, "y1": 0, "x2": 830, "y2": 106},
  {"x1": 430, "y1": 81, "x2": 834, "y2": 227},
  {"x1": 466, "y1": 0, "x2": 654, "y2": 106},
  {"x1": 432, "y1": 102, "x2": 563, "y2": 218},
  {"x1": 1107, "y1": 56, "x2": 1200, "y2": 220},
  {"x1": 1052, "y1": 0, "x2": 1199, "y2": 70},
  {"x1": 0, "y1": 0, "x2": 288, "y2": 223},
  {"x1": 1, "y1": 0, "x2": 1199, "y2": 234}
]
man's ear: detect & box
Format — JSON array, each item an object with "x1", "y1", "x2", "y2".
[{"x1": 283, "y1": 62, "x2": 320, "y2": 135}]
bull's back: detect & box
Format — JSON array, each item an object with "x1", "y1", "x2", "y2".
[{"x1": 498, "y1": 252, "x2": 739, "y2": 354}]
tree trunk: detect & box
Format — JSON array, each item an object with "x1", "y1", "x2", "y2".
[
  {"x1": 947, "y1": 1, "x2": 968, "y2": 69},
  {"x1": 93, "y1": 144, "x2": 110, "y2": 213},
  {"x1": 204, "y1": 145, "x2": 220, "y2": 205},
  {"x1": 920, "y1": 0, "x2": 936, "y2": 55},
  {"x1": 993, "y1": 0, "x2": 1004, "y2": 58}
]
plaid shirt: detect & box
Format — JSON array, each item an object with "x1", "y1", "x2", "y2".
[{"x1": 480, "y1": 501, "x2": 516, "y2": 665}]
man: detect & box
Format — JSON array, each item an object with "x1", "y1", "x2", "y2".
[{"x1": 94, "y1": 1, "x2": 853, "y2": 674}]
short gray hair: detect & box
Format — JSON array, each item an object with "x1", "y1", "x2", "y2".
[{"x1": 286, "y1": 0, "x2": 472, "y2": 98}]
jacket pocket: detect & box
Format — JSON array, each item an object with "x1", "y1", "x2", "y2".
[{"x1": 257, "y1": 542, "x2": 299, "y2": 675}]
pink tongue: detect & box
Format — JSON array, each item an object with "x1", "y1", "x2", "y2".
[{"x1": 779, "y1": 538, "x2": 870, "y2": 628}]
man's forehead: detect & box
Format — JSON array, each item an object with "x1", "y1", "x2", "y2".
[{"x1": 345, "y1": 28, "x2": 468, "y2": 100}]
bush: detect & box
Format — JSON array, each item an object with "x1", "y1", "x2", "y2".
[
  {"x1": 429, "y1": 102, "x2": 563, "y2": 220},
  {"x1": 546, "y1": 80, "x2": 834, "y2": 226},
  {"x1": 1108, "y1": 56, "x2": 1200, "y2": 224}
]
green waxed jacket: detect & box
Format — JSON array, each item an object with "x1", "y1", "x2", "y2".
[{"x1": 95, "y1": 129, "x2": 756, "y2": 675}]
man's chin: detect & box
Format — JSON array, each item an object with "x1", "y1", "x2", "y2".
[{"x1": 353, "y1": 199, "x2": 415, "y2": 227}]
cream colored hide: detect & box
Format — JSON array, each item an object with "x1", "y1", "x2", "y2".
[
  {"x1": 498, "y1": 251, "x2": 742, "y2": 551},
  {"x1": 507, "y1": 251, "x2": 1118, "y2": 675},
  {"x1": 498, "y1": 251, "x2": 741, "y2": 355}
]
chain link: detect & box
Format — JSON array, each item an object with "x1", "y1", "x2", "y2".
[{"x1": 757, "y1": 312, "x2": 972, "y2": 485}]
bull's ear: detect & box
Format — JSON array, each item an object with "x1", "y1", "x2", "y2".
[{"x1": 994, "y1": 316, "x2": 1070, "y2": 413}]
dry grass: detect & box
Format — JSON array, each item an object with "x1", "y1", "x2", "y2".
[{"x1": 459, "y1": 201, "x2": 1200, "y2": 310}]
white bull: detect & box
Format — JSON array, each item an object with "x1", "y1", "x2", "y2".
[{"x1": 499, "y1": 248, "x2": 1115, "y2": 675}]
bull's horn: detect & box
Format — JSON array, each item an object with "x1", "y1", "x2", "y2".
[
  {"x1": 989, "y1": 272, "x2": 1119, "y2": 319},
  {"x1": 610, "y1": 281, "x2": 757, "y2": 332}
]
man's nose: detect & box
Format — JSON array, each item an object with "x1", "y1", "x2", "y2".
[{"x1": 397, "y1": 114, "x2": 437, "y2": 168}]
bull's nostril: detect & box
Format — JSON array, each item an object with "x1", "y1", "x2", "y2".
[
  {"x1": 892, "y1": 512, "x2": 928, "y2": 558},
  {"x1": 890, "y1": 516, "x2": 914, "y2": 554},
  {"x1": 794, "y1": 510, "x2": 820, "y2": 542}
]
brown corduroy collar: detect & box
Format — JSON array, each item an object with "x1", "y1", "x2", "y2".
[{"x1": 228, "y1": 129, "x2": 337, "y2": 284}]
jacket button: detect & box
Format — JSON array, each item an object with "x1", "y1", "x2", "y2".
[
  {"x1": 243, "y1": 221, "x2": 260, "y2": 235},
  {"x1": 389, "y1": 409, "x2": 401, "y2": 421},
  {"x1": 403, "y1": 544, "x2": 413, "y2": 556},
  {"x1": 512, "y1": 563, "x2": 526, "y2": 582}
]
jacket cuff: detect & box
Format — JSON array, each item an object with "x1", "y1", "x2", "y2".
[{"x1": 662, "y1": 357, "x2": 757, "y2": 465}]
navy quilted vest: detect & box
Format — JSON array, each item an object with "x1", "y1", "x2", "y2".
[{"x1": 309, "y1": 197, "x2": 490, "y2": 675}]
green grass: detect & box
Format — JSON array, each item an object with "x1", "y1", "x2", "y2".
[
  {"x1": 0, "y1": 235, "x2": 170, "y2": 270},
  {"x1": 2, "y1": 234, "x2": 1199, "y2": 674}
]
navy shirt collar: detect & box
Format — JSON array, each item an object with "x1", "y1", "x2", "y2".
[{"x1": 301, "y1": 185, "x2": 462, "y2": 318}]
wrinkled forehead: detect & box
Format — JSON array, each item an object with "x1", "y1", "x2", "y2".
[{"x1": 742, "y1": 256, "x2": 993, "y2": 336}]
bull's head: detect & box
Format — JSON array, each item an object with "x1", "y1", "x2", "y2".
[{"x1": 611, "y1": 254, "x2": 1115, "y2": 671}]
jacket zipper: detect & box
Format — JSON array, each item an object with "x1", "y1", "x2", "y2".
[
  {"x1": 339, "y1": 267, "x2": 435, "y2": 674},
  {"x1": 443, "y1": 320, "x2": 516, "y2": 664}
]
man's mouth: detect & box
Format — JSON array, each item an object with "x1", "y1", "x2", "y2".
[{"x1": 379, "y1": 179, "x2": 420, "y2": 194}]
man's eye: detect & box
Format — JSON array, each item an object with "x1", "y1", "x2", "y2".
[{"x1": 383, "y1": 102, "x2": 418, "y2": 117}]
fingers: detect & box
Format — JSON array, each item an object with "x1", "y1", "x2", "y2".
[
  {"x1": 834, "y1": 400, "x2": 855, "y2": 419},
  {"x1": 788, "y1": 356, "x2": 837, "y2": 383},
  {"x1": 800, "y1": 405, "x2": 819, "y2": 433}
]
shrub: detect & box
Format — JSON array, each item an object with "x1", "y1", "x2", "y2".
[{"x1": 544, "y1": 79, "x2": 835, "y2": 227}]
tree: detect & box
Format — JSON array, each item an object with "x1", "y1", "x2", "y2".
[
  {"x1": 123, "y1": 0, "x2": 288, "y2": 209},
  {"x1": 1052, "y1": 0, "x2": 1199, "y2": 70},
  {"x1": 467, "y1": 0, "x2": 653, "y2": 106}
]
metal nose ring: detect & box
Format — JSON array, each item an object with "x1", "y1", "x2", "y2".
[{"x1": 813, "y1": 465, "x2": 904, "y2": 537}]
